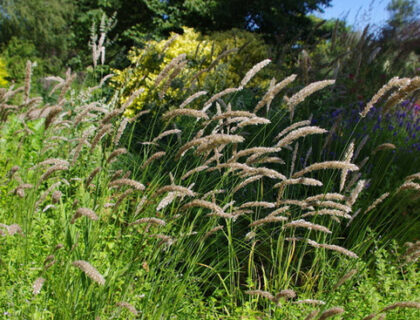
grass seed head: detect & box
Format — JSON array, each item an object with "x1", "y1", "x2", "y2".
[{"x1": 72, "y1": 260, "x2": 105, "y2": 285}]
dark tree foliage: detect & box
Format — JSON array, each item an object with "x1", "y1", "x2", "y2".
[
  {"x1": 1, "y1": 0, "x2": 332, "y2": 70},
  {"x1": 0, "y1": 0, "x2": 75, "y2": 58},
  {"x1": 74, "y1": 0, "x2": 332, "y2": 63}
]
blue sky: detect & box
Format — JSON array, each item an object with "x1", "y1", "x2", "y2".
[{"x1": 316, "y1": 0, "x2": 390, "y2": 29}]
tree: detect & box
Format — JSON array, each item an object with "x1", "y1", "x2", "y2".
[
  {"x1": 76, "y1": 0, "x2": 333, "y2": 62},
  {"x1": 0, "y1": 0, "x2": 75, "y2": 59},
  {"x1": 386, "y1": 0, "x2": 419, "y2": 30}
]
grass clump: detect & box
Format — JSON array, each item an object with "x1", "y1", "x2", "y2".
[{"x1": 0, "y1": 56, "x2": 418, "y2": 319}]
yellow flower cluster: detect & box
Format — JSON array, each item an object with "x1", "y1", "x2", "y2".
[
  {"x1": 112, "y1": 27, "x2": 271, "y2": 117},
  {"x1": 0, "y1": 58, "x2": 9, "y2": 88}
]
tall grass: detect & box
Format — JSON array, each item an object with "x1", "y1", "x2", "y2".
[{"x1": 0, "y1": 59, "x2": 419, "y2": 319}]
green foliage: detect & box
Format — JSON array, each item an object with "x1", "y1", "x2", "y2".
[
  {"x1": 0, "y1": 38, "x2": 45, "y2": 82},
  {"x1": 0, "y1": 0, "x2": 75, "y2": 59}
]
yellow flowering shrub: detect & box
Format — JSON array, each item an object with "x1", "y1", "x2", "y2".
[
  {"x1": 0, "y1": 58, "x2": 9, "y2": 87},
  {"x1": 112, "y1": 27, "x2": 272, "y2": 116}
]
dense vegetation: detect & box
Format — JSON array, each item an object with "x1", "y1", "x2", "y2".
[{"x1": 0, "y1": 0, "x2": 419, "y2": 319}]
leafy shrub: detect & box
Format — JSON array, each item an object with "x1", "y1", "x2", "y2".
[
  {"x1": 112, "y1": 26, "x2": 272, "y2": 117},
  {"x1": 0, "y1": 58, "x2": 8, "y2": 87}
]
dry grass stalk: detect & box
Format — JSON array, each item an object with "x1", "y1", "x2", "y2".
[
  {"x1": 242, "y1": 167, "x2": 287, "y2": 181},
  {"x1": 113, "y1": 189, "x2": 134, "y2": 210},
  {"x1": 287, "y1": 80, "x2": 335, "y2": 120},
  {"x1": 44, "y1": 255, "x2": 55, "y2": 265},
  {"x1": 240, "y1": 201, "x2": 276, "y2": 209},
  {"x1": 276, "y1": 126, "x2": 327, "y2": 148},
  {"x1": 176, "y1": 137, "x2": 208, "y2": 158},
  {"x1": 107, "y1": 148, "x2": 127, "y2": 163},
  {"x1": 372, "y1": 143, "x2": 396, "y2": 154},
  {"x1": 346, "y1": 180, "x2": 366, "y2": 207},
  {"x1": 309, "y1": 200, "x2": 352, "y2": 212},
  {"x1": 405, "y1": 172, "x2": 420, "y2": 182},
  {"x1": 333, "y1": 269, "x2": 358, "y2": 289},
  {"x1": 162, "y1": 109, "x2": 209, "y2": 121},
  {"x1": 24, "y1": 61, "x2": 32, "y2": 103},
  {"x1": 276, "y1": 290, "x2": 296, "y2": 300},
  {"x1": 72, "y1": 260, "x2": 105, "y2": 285},
  {"x1": 101, "y1": 109, "x2": 121, "y2": 124},
  {"x1": 212, "y1": 111, "x2": 255, "y2": 122},
  {"x1": 196, "y1": 134, "x2": 245, "y2": 154},
  {"x1": 304, "y1": 310, "x2": 320, "y2": 320},
  {"x1": 179, "y1": 91, "x2": 208, "y2": 109},
  {"x1": 274, "y1": 178, "x2": 323, "y2": 189},
  {"x1": 292, "y1": 161, "x2": 359, "y2": 178},
  {"x1": 277, "y1": 199, "x2": 313, "y2": 209},
  {"x1": 71, "y1": 139, "x2": 89, "y2": 165},
  {"x1": 152, "y1": 234, "x2": 175, "y2": 246},
  {"x1": 156, "y1": 185, "x2": 195, "y2": 197},
  {"x1": 12, "y1": 183, "x2": 33, "y2": 197},
  {"x1": 340, "y1": 142, "x2": 354, "y2": 192},
  {"x1": 73, "y1": 104, "x2": 106, "y2": 126},
  {"x1": 398, "y1": 181, "x2": 420, "y2": 192},
  {"x1": 119, "y1": 88, "x2": 145, "y2": 112},
  {"x1": 85, "y1": 167, "x2": 101, "y2": 187},
  {"x1": 254, "y1": 74, "x2": 297, "y2": 113},
  {"x1": 204, "y1": 225, "x2": 224, "y2": 239},
  {"x1": 382, "y1": 76, "x2": 420, "y2": 113},
  {"x1": 244, "y1": 231, "x2": 257, "y2": 240},
  {"x1": 71, "y1": 208, "x2": 99, "y2": 224},
  {"x1": 233, "y1": 175, "x2": 263, "y2": 193},
  {"x1": 318, "y1": 307, "x2": 345, "y2": 320},
  {"x1": 129, "y1": 218, "x2": 166, "y2": 226},
  {"x1": 114, "y1": 118, "x2": 129, "y2": 146},
  {"x1": 290, "y1": 142, "x2": 299, "y2": 177},
  {"x1": 32, "y1": 277, "x2": 45, "y2": 295},
  {"x1": 155, "y1": 54, "x2": 186, "y2": 87},
  {"x1": 247, "y1": 156, "x2": 284, "y2": 165},
  {"x1": 267, "y1": 206, "x2": 290, "y2": 217},
  {"x1": 249, "y1": 216, "x2": 288, "y2": 227},
  {"x1": 283, "y1": 219, "x2": 332, "y2": 233},
  {"x1": 317, "y1": 243, "x2": 358, "y2": 258},
  {"x1": 181, "y1": 165, "x2": 208, "y2": 180},
  {"x1": 141, "y1": 151, "x2": 166, "y2": 169},
  {"x1": 110, "y1": 170, "x2": 123, "y2": 181},
  {"x1": 39, "y1": 165, "x2": 68, "y2": 183},
  {"x1": 51, "y1": 190, "x2": 62, "y2": 203},
  {"x1": 294, "y1": 299, "x2": 325, "y2": 305},
  {"x1": 159, "y1": 60, "x2": 188, "y2": 99},
  {"x1": 229, "y1": 147, "x2": 281, "y2": 162},
  {"x1": 90, "y1": 124, "x2": 113, "y2": 151},
  {"x1": 380, "y1": 301, "x2": 420, "y2": 312},
  {"x1": 234, "y1": 117, "x2": 271, "y2": 129},
  {"x1": 239, "y1": 59, "x2": 271, "y2": 88},
  {"x1": 36, "y1": 182, "x2": 61, "y2": 208},
  {"x1": 7, "y1": 224, "x2": 24, "y2": 236},
  {"x1": 361, "y1": 313, "x2": 378, "y2": 320},
  {"x1": 354, "y1": 134, "x2": 370, "y2": 160},
  {"x1": 302, "y1": 209, "x2": 351, "y2": 219},
  {"x1": 45, "y1": 106, "x2": 63, "y2": 129},
  {"x1": 365, "y1": 192, "x2": 390, "y2": 214},
  {"x1": 181, "y1": 199, "x2": 225, "y2": 216},
  {"x1": 360, "y1": 76, "x2": 409, "y2": 117},
  {"x1": 116, "y1": 302, "x2": 138, "y2": 316},
  {"x1": 109, "y1": 179, "x2": 145, "y2": 191},
  {"x1": 153, "y1": 129, "x2": 182, "y2": 143},
  {"x1": 202, "y1": 88, "x2": 241, "y2": 111}
]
